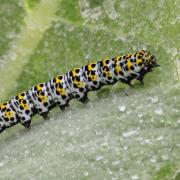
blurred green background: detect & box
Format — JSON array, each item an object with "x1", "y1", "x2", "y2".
[{"x1": 0, "y1": 0, "x2": 179, "y2": 179}]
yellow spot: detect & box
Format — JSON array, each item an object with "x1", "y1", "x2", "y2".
[
  {"x1": 90, "y1": 74, "x2": 97, "y2": 81},
  {"x1": 36, "y1": 84, "x2": 44, "y2": 91},
  {"x1": 72, "y1": 69, "x2": 80, "y2": 76},
  {"x1": 5, "y1": 111, "x2": 14, "y2": 119},
  {"x1": 17, "y1": 92, "x2": 25, "y2": 100},
  {"x1": 57, "y1": 88, "x2": 66, "y2": 96},
  {"x1": 88, "y1": 64, "x2": 95, "y2": 71},
  {"x1": 115, "y1": 65, "x2": 122, "y2": 74},
  {"x1": 55, "y1": 76, "x2": 63, "y2": 83},
  {"x1": 74, "y1": 81, "x2": 84, "y2": 88},
  {"x1": 115, "y1": 56, "x2": 121, "y2": 61},
  {"x1": 126, "y1": 60, "x2": 133, "y2": 69},
  {"x1": 39, "y1": 95, "x2": 48, "y2": 103},
  {"x1": 0, "y1": 103, "x2": 7, "y2": 110},
  {"x1": 102, "y1": 59, "x2": 108, "y2": 66},
  {"x1": 20, "y1": 100, "x2": 29, "y2": 110},
  {"x1": 137, "y1": 59, "x2": 142, "y2": 64},
  {"x1": 127, "y1": 53, "x2": 132, "y2": 58}
]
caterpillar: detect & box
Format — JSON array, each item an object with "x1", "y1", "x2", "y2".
[{"x1": 0, "y1": 50, "x2": 159, "y2": 133}]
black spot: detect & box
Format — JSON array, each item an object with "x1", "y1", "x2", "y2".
[
  {"x1": 85, "y1": 65, "x2": 88, "y2": 71},
  {"x1": 62, "y1": 95, "x2": 66, "y2": 99},
  {"x1": 44, "y1": 102, "x2": 48, "y2": 107},
  {"x1": 91, "y1": 64, "x2": 96, "y2": 68},
  {"x1": 108, "y1": 76, "x2": 112, "y2": 80},
  {"x1": 79, "y1": 88, "x2": 84, "y2": 92},
  {"x1": 2, "y1": 108, "x2": 6, "y2": 112},
  {"x1": 120, "y1": 62, "x2": 124, "y2": 67},
  {"x1": 91, "y1": 71, "x2": 95, "y2": 75},
  {"x1": 99, "y1": 61, "x2": 103, "y2": 67},
  {"x1": 4, "y1": 118, "x2": 9, "y2": 122},
  {"x1": 73, "y1": 84, "x2": 78, "y2": 88},
  {"x1": 56, "y1": 90, "x2": 60, "y2": 95},
  {"x1": 70, "y1": 71, "x2": 73, "y2": 76},
  {"x1": 75, "y1": 69, "x2": 80, "y2": 73},
  {"x1": 58, "y1": 84, "x2": 63, "y2": 89},
  {"x1": 20, "y1": 106, "x2": 24, "y2": 110},
  {"x1": 75, "y1": 94, "x2": 80, "y2": 99},
  {"x1": 53, "y1": 78, "x2": 56, "y2": 83},
  {"x1": 105, "y1": 67, "x2": 110, "y2": 71},
  {"x1": 130, "y1": 66, "x2": 135, "y2": 70},
  {"x1": 114, "y1": 70, "x2": 118, "y2": 76},
  {"x1": 41, "y1": 91, "x2": 45, "y2": 96},
  {"x1": 23, "y1": 100, "x2": 26, "y2": 104},
  {"x1": 38, "y1": 97, "x2": 42, "y2": 102},
  {"x1": 10, "y1": 117, "x2": 14, "y2": 121},
  {"x1": 88, "y1": 77, "x2": 92, "y2": 81},
  {"x1": 93, "y1": 81, "x2": 98, "y2": 85},
  {"x1": 103, "y1": 73, "x2": 106, "y2": 77},
  {"x1": 75, "y1": 76, "x2": 80, "y2": 82},
  {"x1": 34, "y1": 86, "x2": 37, "y2": 91},
  {"x1": 22, "y1": 117, "x2": 25, "y2": 121},
  {"x1": 56, "y1": 101, "x2": 61, "y2": 105},
  {"x1": 15, "y1": 96, "x2": 19, "y2": 100},
  {"x1": 138, "y1": 62, "x2": 142, "y2": 66},
  {"x1": 25, "y1": 110, "x2": 30, "y2": 115},
  {"x1": 37, "y1": 90, "x2": 41, "y2": 95},
  {"x1": 58, "y1": 76, "x2": 63, "y2": 80},
  {"x1": 125, "y1": 66, "x2": 129, "y2": 71},
  {"x1": 7, "y1": 108, "x2": 10, "y2": 112},
  {"x1": 40, "y1": 84, "x2": 44, "y2": 87},
  {"x1": 119, "y1": 71, "x2": 124, "y2": 76}
]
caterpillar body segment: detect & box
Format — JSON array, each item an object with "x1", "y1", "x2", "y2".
[
  {"x1": 0, "y1": 102, "x2": 19, "y2": 132},
  {"x1": 64, "y1": 68, "x2": 88, "y2": 102},
  {"x1": 28, "y1": 83, "x2": 54, "y2": 119},
  {"x1": 82, "y1": 63, "x2": 103, "y2": 91},
  {"x1": 10, "y1": 91, "x2": 35, "y2": 129},
  {"x1": 47, "y1": 75, "x2": 72, "y2": 110}
]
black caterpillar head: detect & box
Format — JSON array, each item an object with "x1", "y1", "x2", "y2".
[{"x1": 141, "y1": 50, "x2": 160, "y2": 69}]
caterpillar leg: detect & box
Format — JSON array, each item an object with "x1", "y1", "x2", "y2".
[
  {"x1": 40, "y1": 112, "x2": 49, "y2": 119},
  {"x1": 59, "y1": 104, "x2": 67, "y2": 111},
  {"x1": 120, "y1": 79, "x2": 133, "y2": 87},
  {"x1": 0, "y1": 125, "x2": 6, "y2": 133},
  {"x1": 79, "y1": 93, "x2": 89, "y2": 104},
  {"x1": 22, "y1": 120, "x2": 31, "y2": 129},
  {"x1": 137, "y1": 76, "x2": 144, "y2": 85}
]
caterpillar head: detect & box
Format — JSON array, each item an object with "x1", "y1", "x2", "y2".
[{"x1": 141, "y1": 50, "x2": 160, "y2": 69}]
